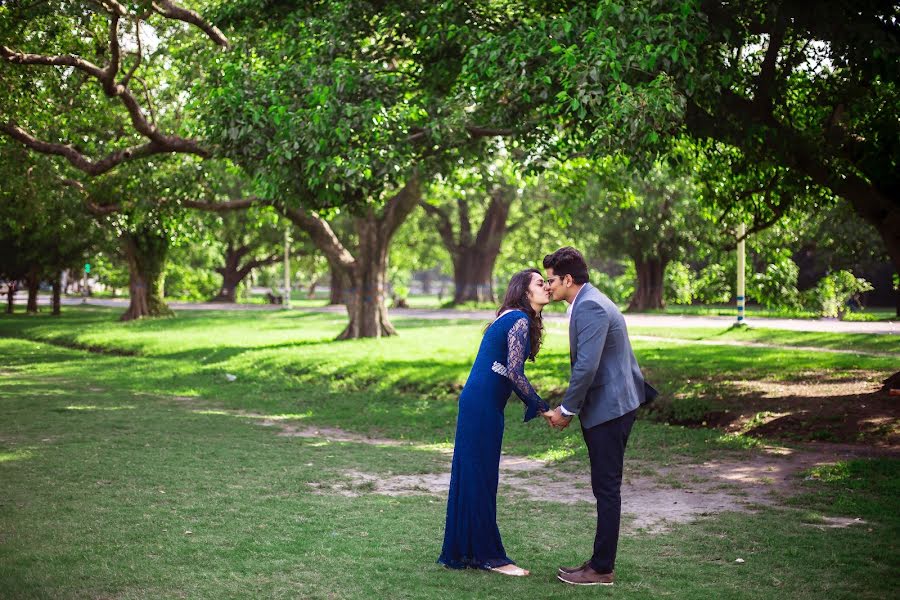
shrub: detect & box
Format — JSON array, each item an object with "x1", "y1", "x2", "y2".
[
  {"x1": 811, "y1": 270, "x2": 874, "y2": 318},
  {"x1": 664, "y1": 261, "x2": 694, "y2": 305},
  {"x1": 694, "y1": 263, "x2": 732, "y2": 304},
  {"x1": 594, "y1": 262, "x2": 635, "y2": 305},
  {"x1": 749, "y1": 254, "x2": 800, "y2": 309}
]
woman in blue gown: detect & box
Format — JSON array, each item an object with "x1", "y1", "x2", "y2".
[{"x1": 438, "y1": 269, "x2": 551, "y2": 577}]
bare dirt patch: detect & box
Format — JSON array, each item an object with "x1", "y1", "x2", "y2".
[
  {"x1": 253, "y1": 416, "x2": 890, "y2": 532},
  {"x1": 703, "y1": 371, "x2": 900, "y2": 446}
]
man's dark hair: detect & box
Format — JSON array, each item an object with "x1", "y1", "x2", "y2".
[{"x1": 543, "y1": 246, "x2": 589, "y2": 284}]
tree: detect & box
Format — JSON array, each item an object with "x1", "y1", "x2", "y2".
[
  {"x1": 0, "y1": 0, "x2": 227, "y2": 175},
  {"x1": 197, "y1": 2, "x2": 511, "y2": 337},
  {"x1": 422, "y1": 158, "x2": 538, "y2": 304},
  {"x1": 0, "y1": 1, "x2": 233, "y2": 318},
  {"x1": 456, "y1": 0, "x2": 900, "y2": 276},
  {"x1": 206, "y1": 207, "x2": 284, "y2": 303},
  {"x1": 0, "y1": 143, "x2": 101, "y2": 315},
  {"x1": 550, "y1": 155, "x2": 713, "y2": 310}
]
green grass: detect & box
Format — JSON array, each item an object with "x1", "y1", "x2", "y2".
[
  {"x1": 1, "y1": 308, "x2": 898, "y2": 597},
  {"x1": 640, "y1": 304, "x2": 897, "y2": 321},
  {"x1": 625, "y1": 324, "x2": 899, "y2": 355}
]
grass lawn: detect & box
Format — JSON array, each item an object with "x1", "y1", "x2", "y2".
[
  {"x1": 1, "y1": 308, "x2": 897, "y2": 598},
  {"x1": 624, "y1": 324, "x2": 899, "y2": 355}
]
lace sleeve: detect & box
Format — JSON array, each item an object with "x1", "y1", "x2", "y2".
[{"x1": 507, "y1": 317, "x2": 549, "y2": 421}]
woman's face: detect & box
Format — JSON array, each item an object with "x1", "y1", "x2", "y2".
[{"x1": 526, "y1": 272, "x2": 551, "y2": 306}]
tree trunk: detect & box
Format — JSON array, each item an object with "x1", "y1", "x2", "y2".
[
  {"x1": 425, "y1": 185, "x2": 513, "y2": 305},
  {"x1": 278, "y1": 174, "x2": 421, "y2": 339},
  {"x1": 210, "y1": 244, "x2": 247, "y2": 302},
  {"x1": 452, "y1": 247, "x2": 501, "y2": 303},
  {"x1": 210, "y1": 244, "x2": 278, "y2": 303},
  {"x1": 307, "y1": 277, "x2": 318, "y2": 299},
  {"x1": 51, "y1": 273, "x2": 62, "y2": 316},
  {"x1": 328, "y1": 258, "x2": 348, "y2": 305},
  {"x1": 26, "y1": 268, "x2": 39, "y2": 314},
  {"x1": 337, "y1": 214, "x2": 396, "y2": 339},
  {"x1": 628, "y1": 257, "x2": 667, "y2": 311},
  {"x1": 6, "y1": 281, "x2": 15, "y2": 314},
  {"x1": 120, "y1": 230, "x2": 173, "y2": 321}
]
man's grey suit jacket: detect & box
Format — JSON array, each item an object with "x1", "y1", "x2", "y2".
[{"x1": 561, "y1": 283, "x2": 648, "y2": 429}]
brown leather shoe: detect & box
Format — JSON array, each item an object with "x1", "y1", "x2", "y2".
[
  {"x1": 557, "y1": 565, "x2": 614, "y2": 586},
  {"x1": 557, "y1": 560, "x2": 590, "y2": 575}
]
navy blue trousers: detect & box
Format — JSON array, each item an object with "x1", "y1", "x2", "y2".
[{"x1": 583, "y1": 408, "x2": 637, "y2": 574}]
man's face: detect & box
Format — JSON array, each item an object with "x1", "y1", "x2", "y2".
[{"x1": 543, "y1": 267, "x2": 567, "y2": 302}]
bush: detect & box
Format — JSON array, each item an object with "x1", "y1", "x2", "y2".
[
  {"x1": 593, "y1": 263, "x2": 635, "y2": 305},
  {"x1": 749, "y1": 254, "x2": 800, "y2": 309},
  {"x1": 810, "y1": 270, "x2": 874, "y2": 318},
  {"x1": 694, "y1": 263, "x2": 732, "y2": 304},
  {"x1": 664, "y1": 261, "x2": 694, "y2": 305},
  {"x1": 164, "y1": 262, "x2": 220, "y2": 301}
]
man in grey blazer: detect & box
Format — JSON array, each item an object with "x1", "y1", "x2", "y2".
[{"x1": 542, "y1": 247, "x2": 655, "y2": 586}]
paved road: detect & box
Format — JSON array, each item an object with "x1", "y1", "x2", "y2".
[{"x1": 16, "y1": 293, "x2": 898, "y2": 335}]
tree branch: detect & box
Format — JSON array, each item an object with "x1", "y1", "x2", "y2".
[
  {"x1": 179, "y1": 197, "x2": 261, "y2": 212},
  {"x1": 379, "y1": 173, "x2": 422, "y2": 240},
  {"x1": 151, "y1": 1, "x2": 230, "y2": 48},
  {"x1": 420, "y1": 201, "x2": 459, "y2": 254},
  {"x1": 277, "y1": 203, "x2": 357, "y2": 271},
  {"x1": 60, "y1": 178, "x2": 121, "y2": 215},
  {"x1": 0, "y1": 45, "x2": 105, "y2": 79},
  {"x1": 1, "y1": 121, "x2": 183, "y2": 176},
  {"x1": 119, "y1": 16, "x2": 144, "y2": 87},
  {"x1": 756, "y1": 11, "x2": 786, "y2": 115}
]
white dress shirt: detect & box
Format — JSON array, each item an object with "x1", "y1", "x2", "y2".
[{"x1": 560, "y1": 284, "x2": 585, "y2": 417}]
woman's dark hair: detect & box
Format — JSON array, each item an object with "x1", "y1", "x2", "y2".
[
  {"x1": 494, "y1": 268, "x2": 544, "y2": 360},
  {"x1": 542, "y1": 246, "x2": 589, "y2": 284}
]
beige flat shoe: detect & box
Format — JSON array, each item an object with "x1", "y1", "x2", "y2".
[{"x1": 489, "y1": 564, "x2": 530, "y2": 576}]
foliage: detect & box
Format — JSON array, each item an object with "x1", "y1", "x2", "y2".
[
  {"x1": 694, "y1": 263, "x2": 732, "y2": 304},
  {"x1": 812, "y1": 270, "x2": 875, "y2": 319},
  {"x1": 593, "y1": 263, "x2": 636, "y2": 306},
  {"x1": 163, "y1": 242, "x2": 221, "y2": 301},
  {"x1": 664, "y1": 261, "x2": 695, "y2": 305},
  {"x1": 749, "y1": 252, "x2": 801, "y2": 309}
]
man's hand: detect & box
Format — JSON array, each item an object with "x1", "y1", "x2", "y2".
[{"x1": 545, "y1": 406, "x2": 573, "y2": 430}]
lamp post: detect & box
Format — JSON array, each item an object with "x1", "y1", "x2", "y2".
[
  {"x1": 283, "y1": 226, "x2": 292, "y2": 309},
  {"x1": 736, "y1": 222, "x2": 746, "y2": 325},
  {"x1": 82, "y1": 262, "x2": 90, "y2": 304}
]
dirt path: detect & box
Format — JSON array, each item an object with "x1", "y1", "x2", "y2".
[{"x1": 251, "y1": 416, "x2": 892, "y2": 532}]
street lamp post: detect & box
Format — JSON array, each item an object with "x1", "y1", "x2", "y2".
[
  {"x1": 736, "y1": 222, "x2": 746, "y2": 325},
  {"x1": 283, "y1": 226, "x2": 292, "y2": 309}
]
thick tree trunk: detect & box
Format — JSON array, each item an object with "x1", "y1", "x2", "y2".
[
  {"x1": 51, "y1": 274, "x2": 62, "y2": 316},
  {"x1": 210, "y1": 244, "x2": 247, "y2": 302},
  {"x1": 452, "y1": 247, "x2": 501, "y2": 303},
  {"x1": 210, "y1": 244, "x2": 278, "y2": 303},
  {"x1": 338, "y1": 215, "x2": 396, "y2": 339},
  {"x1": 628, "y1": 257, "x2": 667, "y2": 311},
  {"x1": 6, "y1": 281, "x2": 15, "y2": 314},
  {"x1": 279, "y1": 175, "x2": 421, "y2": 339},
  {"x1": 120, "y1": 230, "x2": 173, "y2": 321},
  {"x1": 328, "y1": 258, "x2": 348, "y2": 305},
  {"x1": 26, "y1": 268, "x2": 39, "y2": 314},
  {"x1": 425, "y1": 185, "x2": 513, "y2": 305}
]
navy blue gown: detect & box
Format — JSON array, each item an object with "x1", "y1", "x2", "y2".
[{"x1": 438, "y1": 310, "x2": 549, "y2": 570}]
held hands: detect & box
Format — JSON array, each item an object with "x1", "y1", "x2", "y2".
[{"x1": 542, "y1": 406, "x2": 572, "y2": 430}]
